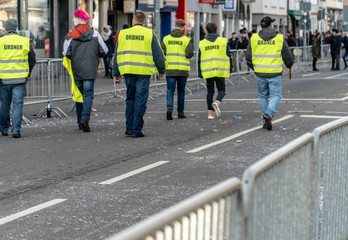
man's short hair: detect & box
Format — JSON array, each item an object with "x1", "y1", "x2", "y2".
[
  {"x1": 205, "y1": 23, "x2": 217, "y2": 34},
  {"x1": 175, "y1": 19, "x2": 186, "y2": 28},
  {"x1": 232, "y1": 32, "x2": 236, "y2": 35},
  {"x1": 134, "y1": 11, "x2": 146, "y2": 23},
  {"x1": 332, "y1": 29, "x2": 338, "y2": 34}
]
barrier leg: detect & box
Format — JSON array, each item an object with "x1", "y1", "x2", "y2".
[{"x1": 102, "y1": 82, "x2": 126, "y2": 105}]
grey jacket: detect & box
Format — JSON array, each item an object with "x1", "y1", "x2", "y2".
[
  {"x1": 63, "y1": 24, "x2": 108, "y2": 81},
  {"x1": 161, "y1": 29, "x2": 194, "y2": 77},
  {"x1": 197, "y1": 33, "x2": 233, "y2": 79},
  {"x1": 246, "y1": 29, "x2": 293, "y2": 78},
  {"x1": 112, "y1": 24, "x2": 166, "y2": 77},
  {"x1": 0, "y1": 31, "x2": 36, "y2": 85}
]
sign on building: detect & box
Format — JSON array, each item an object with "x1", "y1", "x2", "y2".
[{"x1": 224, "y1": 0, "x2": 235, "y2": 11}]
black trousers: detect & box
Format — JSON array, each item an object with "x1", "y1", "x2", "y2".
[
  {"x1": 313, "y1": 57, "x2": 318, "y2": 70},
  {"x1": 206, "y1": 77, "x2": 226, "y2": 110}
]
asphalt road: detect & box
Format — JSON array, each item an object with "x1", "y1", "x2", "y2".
[{"x1": 0, "y1": 67, "x2": 348, "y2": 239}]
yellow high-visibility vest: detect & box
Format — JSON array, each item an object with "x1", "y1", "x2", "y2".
[
  {"x1": 0, "y1": 34, "x2": 30, "y2": 83},
  {"x1": 163, "y1": 35, "x2": 190, "y2": 71},
  {"x1": 251, "y1": 33, "x2": 284, "y2": 74},
  {"x1": 117, "y1": 25, "x2": 158, "y2": 75},
  {"x1": 199, "y1": 37, "x2": 230, "y2": 79},
  {"x1": 63, "y1": 57, "x2": 83, "y2": 103}
]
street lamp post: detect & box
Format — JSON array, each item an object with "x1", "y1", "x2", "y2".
[{"x1": 154, "y1": 0, "x2": 161, "y2": 39}]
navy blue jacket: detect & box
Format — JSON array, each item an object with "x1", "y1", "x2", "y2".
[
  {"x1": 104, "y1": 34, "x2": 114, "y2": 58},
  {"x1": 331, "y1": 34, "x2": 342, "y2": 55}
]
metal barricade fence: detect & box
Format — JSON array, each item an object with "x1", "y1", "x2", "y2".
[
  {"x1": 242, "y1": 133, "x2": 315, "y2": 240},
  {"x1": 107, "y1": 117, "x2": 348, "y2": 240},
  {"x1": 25, "y1": 59, "x2": 49, "y2": 102},
  {"x1": 108, "y1": 178, "x2": 242, "y2": 240},
  {"x1": 313, "y1": 117, "x2": 348, "y2": 239}
]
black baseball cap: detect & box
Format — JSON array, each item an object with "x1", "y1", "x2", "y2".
[{"x1": 260, "y1": 16, "x2": 275, "y2": 27}]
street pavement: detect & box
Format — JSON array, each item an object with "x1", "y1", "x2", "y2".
[{"x1": 0, "y1": 67, "x2": 348, "y2": 239}]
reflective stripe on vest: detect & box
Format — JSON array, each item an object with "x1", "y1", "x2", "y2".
[
  {"x1": 199, "y1": 37, "x2": 229, "y2": 79},
  {"x1": 163, "y1": 35, "x2": 190, "y2": 71},
  {"x1": 0, "y1": 34, "x2": 30, "y2": 82},
  {"x1": 251, "y1": 33, "x2": 284, "y2": 74},
  {"x1": 117, "y1": 26, "x2": 158, "y2": 75}
]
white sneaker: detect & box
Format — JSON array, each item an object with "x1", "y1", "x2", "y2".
[
  {"x1": 208, "y1": 110, "x2": 215, "y2": 119},
  {"x1": 212, "y1": 101, "x2": 221, "y2": 117}
]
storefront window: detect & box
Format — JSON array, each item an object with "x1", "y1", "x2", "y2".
[
  {"x1": 28, "y1": 0, "x2": 50, "y2": 50},
  {"x1": 0, "y1": 0, "x2": 18, "y2": 34}
]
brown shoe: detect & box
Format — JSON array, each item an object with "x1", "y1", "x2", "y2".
[{"x1": 208, "y1": 110, "x2": 215, "y2": 119}]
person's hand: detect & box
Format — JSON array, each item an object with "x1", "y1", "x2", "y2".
[
  {"x1": 114, "y1": 76, "x2": 121, "y2": 83},
  {"x1": 159, "y1": 73, "x2": 165, "y2": 79}
]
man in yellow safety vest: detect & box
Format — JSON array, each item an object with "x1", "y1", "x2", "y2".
[
  {"x1": 162, "y1": 19, "x2": 193, "y2": 120},
  {"x1": 198, "y1": 22, "x2": 232, "y2": 119},
  {"x1": 0, "y1": 18, "x2": 36, "y2": 138},
  {"x1": 113, "y1": 11, "x2": 166, "y2": 138},
  {"x1": 246, "y1": 16, "x2": 293, "y2": 131}
]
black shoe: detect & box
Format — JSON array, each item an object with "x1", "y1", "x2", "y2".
[
  {"x1": 334, "y1": 68, "x2": 340, "y2": 71},
  {"x1": 263, "y1": 113, "x2": 272, "y2": 131},
  {"x1": 104, "y1": 73, "x2": 109, "y2": 77},
  {"x1": 132, "y1": 133, "x2": 145, "y2": 138},
  {"x1": 12, "y1": 133, "x2": 21, "y2": 138},
  {"x1": 2, "y1": 132, "x2": 8, "y2": 136},
  {"x1": 345, "y1": 66, "x2": 348, "y2": 69},
  {"x1": 80, "y1": 118, "x2": 90, "y2": 132},
  {"x1": 178, "y1": 114, "x2": 186, "y2": 119},
  {"x1": 166, "y1": 109, "x2": 173, "y2": 120},
  {"x1": 78, "y1": 124, "x2": 82, "y2": 130},
  {"x1": 313, "y1": 68, "x2": 319, "y2": 71},
  {"x1": 125, "y1": 131, "x2": 132, "y2": 136}
]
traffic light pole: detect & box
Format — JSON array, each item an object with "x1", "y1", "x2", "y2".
[{"x1": 154, "y1": 0, "x2": 161, "y2": 39}]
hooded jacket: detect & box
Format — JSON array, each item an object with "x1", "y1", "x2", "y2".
[
  {"x1": 246, "y1": 28, "x2": 293, "y2": 78},
  {"x1": 197, "y1": 33, "x2": 232, "y2": 79},
  {"x1": 331, "y1": 33, "x2": 342, "y2": 56},
  {"x1": 63, "y1": 24, "x2": 108, "y2": 81},
  {"x1": 161, "y1": 29, "x2": 194, "y2": 77}
]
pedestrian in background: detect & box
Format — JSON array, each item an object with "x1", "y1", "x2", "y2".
[
  {"x1": 246, "y1": 16, "x2": 293, "y2": 131},
  {"x1": 0, "y1": 18, "x2": 36, "y2": 138},
  {"x1": 312, "y1": 30, "x2": 321, "y2": 71},
  {"x1": 342, "y1": 33, "x2": 348, "y2": 69},
  {"x1": 63, "y1": 9, "x2": 108, "y2": 132},
  {"x1": 161, "y1": 19, "x2": 193, "y2": 120},
  {"x1": 228, "y1": 32, "x2": 238, "y2": 72},
  {"x1": 101, "y1": 25, "x2": 114, "y2": 78},
  {"x1": 330, "y1": 29, "x2": 342, "y2": 71},
  {"x1": 238, "y1": 28, "x2": 249, "y2": 71},
  {"x1": 198, "y1": 22, "x2": 232, "y2": 119},
  {"x1": 113, "y1": 11, "x2": 165, "y2": 138}
]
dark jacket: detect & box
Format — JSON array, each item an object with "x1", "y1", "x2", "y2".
[
  {"x1": 112, "y1": 24, "x2": 166, "y2": 77},
  {"x1": 246, "y1": 28, "x2": 293, "y2": 78},
  {"x1": 331, "y1": 33, "x2": 342, "y2": 56},
  {"x1": 197, "y1": 33, "x2": 232, "y2": 79},
  {"x1": 104, "y1": 34, "x2": 114, "y2": 58},
  {"x1": 63, "y1": 24, "x2": 108, "y2": 81},
  {"x1": 0, "y1": 31, "x2": 36, "y2": 85},
  {"x1": 228, "y1": 37, "x2": 238, "y2": 50},
  {"x1": 286, "y1": 36, "x2": 296, "y2": 47},
  {"x1": 312, "y1": 36, "x2": 321, "y2": 59},
  {"x1": 343, "y1": 36, "x2": 348, "y2": 52},
  {"x1": 238, "y1": 37, "x2": 249, "y2": 49},
  {"x1": 161, "y1": 29, "x2": 194, "y2": 77}
]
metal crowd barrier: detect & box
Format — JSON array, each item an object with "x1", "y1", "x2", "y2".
[
  {"x1": 313, "y1": 117, "x2": 348, "y2": 239},
  {"x1": 108, "y1": 117, "x2": 348, "y2": 240},
  {"x1": 109, "y1": 178, "x2": 242, "y2": 240}
]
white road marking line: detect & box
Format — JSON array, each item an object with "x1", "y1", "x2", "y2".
[
  {"x1": 325, "y1": 111, "x2": 348, "y2": 114},
  {"x1": 325, "y1": 72, "x2": 348, "y2": 79},
  {"x1": 99, "y1": 161, "x2": 169, "y2": 185},
  {"x1": 0, "y1": 199, "x2": 67, "y2": 226},
  {"x1": 300, "y1": 115, "x2": 345, "y2": 119},
  {"x1": 186, "y1": 115, "x2": 294, "y2": 153},
  {"x1": 288, "y1": 110, "x2": 314, "y2": 113},
  {"x1": 302, "y1": 73, "x2": 321, "y2": 77},
  {"x1": 111, "y1": 111, "x2": 243, "y2": 114},
  {"x1": 185, "y1": 97, "x2": 348, "y2": 102}
]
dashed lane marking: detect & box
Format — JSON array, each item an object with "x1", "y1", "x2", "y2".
[
  {"x1": 185, "y1": 97, "x2": 348, "y2": 102},
  {"x1": 325, "y1": 72, "x2": 348, "y2": 79},
  {"x1": 99, "y1": 161, "x2": 169, "y2": 185},
  {"x1": 288, "y1": 110, "x2": 314, "y2": 113},
  {"x1": 186, "y1": 115, "x2": 294, "y2": 153},
  {"x1": 300, "y1": 115, "x2": 345, "y2": 119},
  {"x1": 325, "y1": 111, "x2": 348, "y2": 114},
  {"x1": 302, "y1": 73, "x2": 321, "y2": 77},
  {"x1": 0, "y1": 199, "x2": 67, "y2": 226}
]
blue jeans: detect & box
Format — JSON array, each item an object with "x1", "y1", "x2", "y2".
[
  {"x1": 166, "y1": 76, "x2": 187, "y2": 114},
  {"x1": 125, "y1": 76, "x2": 150, "y2": 136},
  {"x1": 103, "y1": 56, "x2": 111, "y2": 74},
  {"x1": 75, "y1": 80, "x2": 95, "y2": 124},
  {"x1": 255, "y1": 75, "x2": 282, "y2": 121},
  {"x1": 0, "y1": 83, "x2": 26, "y2": 134}
]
